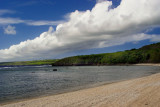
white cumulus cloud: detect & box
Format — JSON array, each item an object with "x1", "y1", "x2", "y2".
[
  {"x1": 0, "y1": 0, "x2": 160, "y2": 62},
  {"x1": 3, "y1": 25, "x2": 16, "y2": 35}
]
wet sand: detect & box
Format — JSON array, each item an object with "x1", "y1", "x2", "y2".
[{"x1": 1, "y1": 72, "x2": 160, "y2": 107}]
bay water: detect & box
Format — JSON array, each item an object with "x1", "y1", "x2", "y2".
[{"x1": 0, "y1": 65, "x2": 160, "y2": 104}]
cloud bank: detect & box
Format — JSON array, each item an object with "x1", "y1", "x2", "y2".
[{"x1": 0, "y1": 0, "x2": 160, "y2": 62}]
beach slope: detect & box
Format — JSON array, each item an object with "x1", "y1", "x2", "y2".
[{"x1": 1, "y1": 73, "x2": 160, "y2": 107}]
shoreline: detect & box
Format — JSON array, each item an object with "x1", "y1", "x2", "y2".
[
  {"x1": 1, "y1": 73, "x2": 160, "y2": 107},
  {"x1": 0, "y1": 63, "x2": 160, "y2": 67},
  {"x1": 52, "y1": 63, "x2": 160, "y2": 66}
]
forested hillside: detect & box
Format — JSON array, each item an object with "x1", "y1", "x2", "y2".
[{"x1": 52, "y1": 42, "x2": 160, "y2": 66}]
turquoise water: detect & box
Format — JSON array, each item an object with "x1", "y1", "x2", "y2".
[{"x1": 0, "y1": 65, "x2": 160, "y2": 103}]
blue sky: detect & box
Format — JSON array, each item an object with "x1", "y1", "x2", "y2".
[
  {"x1": 0, "y1": 0, "x2": 95, "y2": 48},
  {"x1": 0, "y1": 0, "x2": 160, "y2": 62},
  {"x1": 0, "y1": 0, "x2": 93, "y2": 49}
]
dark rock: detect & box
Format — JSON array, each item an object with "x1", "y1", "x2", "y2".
[{"x1": 53, "y1": 69, "x2": 57, "y2": 71}]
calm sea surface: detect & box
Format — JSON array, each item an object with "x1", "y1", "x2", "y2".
[{"x1": 0, "y1": 65, "x2": 160, "y2": 103}]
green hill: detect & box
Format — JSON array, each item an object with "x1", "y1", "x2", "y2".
[{"x1": 52, "y1": 42, "x2": 160, "y2": 66}]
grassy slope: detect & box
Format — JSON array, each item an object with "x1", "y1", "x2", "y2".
[
  {"x1": 0, "y1": 59, "x2": 58, "y2": 66},
  {"x1": 53, "y1": 42, "x2": 160, "y2": 66}
]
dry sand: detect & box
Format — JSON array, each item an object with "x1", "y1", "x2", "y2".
[
  {"x1": 135, "y1": 63, "x2": 160, "y2": 66},
  {"x1": 1, "y1": 73, "x2": 160, "y2": 107}
]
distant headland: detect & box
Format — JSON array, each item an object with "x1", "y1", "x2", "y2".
[{"x1": 52, "y1": 42, "x2": 160, "y2": 66}]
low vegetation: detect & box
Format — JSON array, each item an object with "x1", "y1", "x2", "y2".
[{"x1": 0, "y1": 59, "x2": 58, "y2": 66}]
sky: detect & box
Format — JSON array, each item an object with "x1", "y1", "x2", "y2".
[{"x1": 0, "y1": 0, "x2": 160, "y2": 62}]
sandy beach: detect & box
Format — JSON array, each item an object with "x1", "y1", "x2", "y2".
[
  {"x1": 1, "y1": 72, "x2": 160, "y2": 107},
  {"x1": 134, "y1": 63, "x2": 160, "y2": 66}
]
